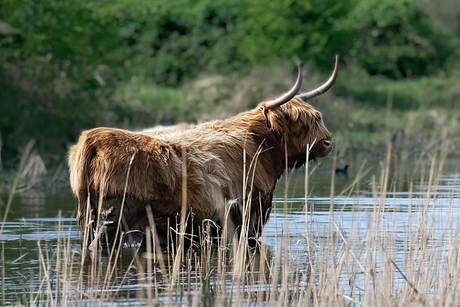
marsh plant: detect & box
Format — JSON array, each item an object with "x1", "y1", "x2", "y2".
[{"x1": 1, "y1": 139, "x2": 460, "y2": 306}]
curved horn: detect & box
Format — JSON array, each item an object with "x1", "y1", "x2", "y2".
[
  {"x1": 265, "y1": 62, "x2": 303, "y2": 109},
  {"x1": 297, "y1": 54, "x2": 339, "y2": 101}
]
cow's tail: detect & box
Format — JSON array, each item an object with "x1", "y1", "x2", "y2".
[{"x1": 68, "y1": 130, "x2": 98, "y2": 239}]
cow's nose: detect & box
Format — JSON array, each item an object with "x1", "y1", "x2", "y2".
[{"x1": 323, "y1": 139, "x2": 334, "y2": 150}]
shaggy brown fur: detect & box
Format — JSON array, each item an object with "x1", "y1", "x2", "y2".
[{"x1": 68, "y1": 70, "x2": 336, "y2": 250}]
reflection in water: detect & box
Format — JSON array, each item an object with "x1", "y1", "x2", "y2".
[
  {"x1": 66, "y1": 241, "x2": 276, "y2": 305},
  {"x1": 1, "y1": 157, "x2": 460, "y2": 305},
  {"x1": 17, "y1": 192, "x2": 46, "y2": 214}
]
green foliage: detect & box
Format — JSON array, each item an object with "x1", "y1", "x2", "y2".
[
  {"x1": 418, "y1": 0, "x2": 460, "y2": 38},
  {"x1": 111, "y1": 82, "x2": 189, "y2": 128},
  {"x1": 92, "y1": 0, "x2": 247, "y2": 85},
  {"x1": 239, "y1": 0, "x2": 460, "y2": 78},
  {"x1": 335, "y1": 66, "x2": 460, "y2": 110},
  {"x1": 0, "y1": 0, "x2": 121, "y2": 164},
  {"x1": 339, "y1": 0, "x2": 458, "y2": 78},
  {"x1": 0, "y1": 0, "x2": 459, "y2": 167},
  {"x1": 239, "y1": 0, "x2": 352, "y2": 68}
]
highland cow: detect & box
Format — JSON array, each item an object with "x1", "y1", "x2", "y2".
[{"x1": 68, "y1": 56, "x2": 339, "y2": 250}]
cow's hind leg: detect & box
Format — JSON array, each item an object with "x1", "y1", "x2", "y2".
[{"x1": 90, "y1": 196, "x2": 148, "y2": 251}]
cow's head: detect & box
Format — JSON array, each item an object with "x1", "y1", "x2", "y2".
[{"x1": 260, "y1": 55, "x2": 338, "y2": 167}]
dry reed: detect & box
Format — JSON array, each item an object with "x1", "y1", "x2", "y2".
[{"x1": 1, "y1": 137, "x2": 459, "y2": 306}]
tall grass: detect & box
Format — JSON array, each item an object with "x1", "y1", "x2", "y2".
[{"x1": 1, "y1": 138, "x2": 459, "y2": 306}]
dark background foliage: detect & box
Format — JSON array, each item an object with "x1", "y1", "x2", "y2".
[{"x1": 1, "y1": 0, "x2": 459, "y2": 167}]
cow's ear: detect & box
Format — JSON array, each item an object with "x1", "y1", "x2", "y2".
[{"x1": 261, "y1": 106, "x2": 272, "y2": 129}]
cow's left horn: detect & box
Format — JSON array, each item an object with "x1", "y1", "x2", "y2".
[
  {"x1": 265, "y1": 62, "x2": 303, "y2": 109},
  {"x1": 297, "y1": 54, "x2": 339, "y2": 101}
]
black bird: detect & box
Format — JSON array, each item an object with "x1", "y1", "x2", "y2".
[{"x1": 335, "y1": 165, "x2": 348, "y2": 176}]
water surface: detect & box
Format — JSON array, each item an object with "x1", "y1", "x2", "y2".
[{"x1": 1, "y1": 157, "x2": 460, "y2": 305}]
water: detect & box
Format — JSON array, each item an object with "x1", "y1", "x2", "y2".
[{"x1": 1, "y1": 157, "x2": 460, "y2": 305}]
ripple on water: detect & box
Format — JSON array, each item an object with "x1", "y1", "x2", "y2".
[
  {"x1": 1, "y1": 218, "x2": 79, "y2": 243},
  {"x1": 1, "y1": 168, "x2": 460, "y2": 305}
]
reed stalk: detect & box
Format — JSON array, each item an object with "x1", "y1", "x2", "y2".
[{"x1": 1, "y1": 136, "x2": 459, "y2": 306}]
